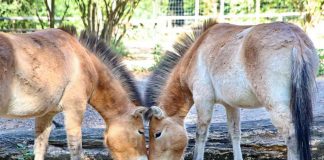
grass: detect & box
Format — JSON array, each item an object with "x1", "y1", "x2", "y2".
[{"x1": 16, "y1": 143, "x2": 33, "y2": 160}]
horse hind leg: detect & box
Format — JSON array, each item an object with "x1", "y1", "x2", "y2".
[
  {"x1": 224, "y1": 105, "x2": 243, "y2": 160},
  {"x1": 252, "y1": 82, "x2": 299, "y2": 159},
  {"x1": 266, "y1": 103, "x2": 298, "y2": 160},
  {"x1": 252, "y1": 75, "x2": 298, "y2": 159},
  {"x1": 34, "y1": 112, "x2": 57, "y2": 160}
]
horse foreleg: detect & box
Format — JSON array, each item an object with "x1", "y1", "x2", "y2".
[
  {"x1": 34, "y1": 112, "x2": 57, "y2": 160},
  {"x1": 193, "y1": 102, "x2": 214, "y2": 160},
  {"x1": 267, "y1": 104, "x2": 298, "y2": 160},
  {"x1": 225, "y1": 105, "x2": 243, "y2": 160},
  {"x1": 63, "y1": 100, "x2": 87, "y2": 160}
]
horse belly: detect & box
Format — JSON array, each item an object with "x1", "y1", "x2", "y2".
[
  {"x1": 4, "y1": 95, "x2": 52, "y2": 118},
  {"x1": 212, "y1": 69, "x2": 262, "y2": 108},
  {"x1": 0, "y1": 78, "x2": 64, "y2": 118}
]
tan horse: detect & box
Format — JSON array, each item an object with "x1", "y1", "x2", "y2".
[
  {"x1": 144, "y1": 20, "x2": 318, "y2": 160},
  {"x1": 0, "y1": 27, "x2": 148, "y2": 160}
]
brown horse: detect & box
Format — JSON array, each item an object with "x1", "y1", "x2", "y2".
[
  {"x1": 0, "y1": 27, "x2": 148, "y2": 160},
  {"x1": 144, "y1": 20, "x2": 318, "y2": 160}
]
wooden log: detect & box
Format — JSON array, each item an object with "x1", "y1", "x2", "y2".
[{"x1": 0, "y1": 116, "x2": 323, "y2": 160}]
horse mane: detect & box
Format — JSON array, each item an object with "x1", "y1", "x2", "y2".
[
  {"x1": 59, "y1": 26, "x2": 142, "y2": 106},
  {"x1": 144, "y1": 19, "x2": 218, "y2": 107}
]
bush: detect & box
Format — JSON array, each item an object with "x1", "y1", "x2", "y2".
[
  {"x1": 111, "y1": 42, "x2": 130, "y2": 57},
  {"x1": 148, "y1": 44, "x2": 164, "y2": 71}
]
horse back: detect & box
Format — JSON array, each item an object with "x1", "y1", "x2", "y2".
[
  {"x1": 0, "y1": 29, "x2": 96, "y2": 117},
  {"x1": 242, "y1": 22, "x2": 318, "y2": 106},
  {"x1": 191, "y1": 22, "x2": 317, "y2": 108},
  {"x1": 189, "y1": 23, "x2": 260, "y2": 107}
]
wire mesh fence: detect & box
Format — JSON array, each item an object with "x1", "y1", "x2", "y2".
[{"x1": 0, "y1": 0, "x2": 323, "y2": 51}]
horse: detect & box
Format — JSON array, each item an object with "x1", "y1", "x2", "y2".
[
  {"x1": 0, "y1": 27, "x2": 148, "y2": 160},
  {"x1": 144, "y1": 20, "x2": 318, "y2": 160}
]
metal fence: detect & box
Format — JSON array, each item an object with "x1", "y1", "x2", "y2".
[
  {"x1": 143, "y1": 0, "x2": 305, "y2": 27},
  {"x1": 0, "y1": 0, "x2": 321, "y2": 49},
  {"x1": 0, "y1": 0, "x2": 307, "y2": 31},
  {"x1": 125, "y1": 0, "x2": 311, "y2": 53}
]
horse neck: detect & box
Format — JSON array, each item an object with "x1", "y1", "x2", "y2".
[
  {"x1": 89, "y1": 55, "x2": 133, "y2": 123},
  {"x1": 158, "y1": 68, "x2": 194, "y2": 120}
]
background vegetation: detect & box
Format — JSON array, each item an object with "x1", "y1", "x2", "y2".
[{"x1": 0, "y1": 0, "x2": 323, "y2": 75}]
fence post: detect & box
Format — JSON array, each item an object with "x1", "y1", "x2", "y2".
[
  {"x1": 256, "y1": 0, "x2": 260, "y2": 23},
  {"x1": 220, "y1": 0, "x2": 225, "y2": 21},
  {"x1": 212, "y1": 0, "x2": 217, "y2": 17},
  {"x1": 195, "y1": 0, "x2": 199, "y2": 22}
]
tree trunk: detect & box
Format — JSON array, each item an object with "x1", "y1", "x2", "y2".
[{"x1": 49, "y1": 0, "x2": 55, "y2": 28}]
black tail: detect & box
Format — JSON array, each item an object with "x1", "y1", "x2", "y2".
[{"x1": 290, "y1": 47, "x2": 317, "y2": 160}]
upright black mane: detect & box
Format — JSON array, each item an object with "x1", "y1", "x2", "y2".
[
  {"x1": 59, "y1": 26, "x2": 142, "y2": 106},
  {"x1": 144, "y1": 19, "x2": 218, "y2": 107}
]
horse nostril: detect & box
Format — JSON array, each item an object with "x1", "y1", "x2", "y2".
[
  {"x1": 146, "y1": 144, "x2": 149, "y2": 155},
  {"x1": 138, "y1": 129, "x2": 145, "y2": 135}
]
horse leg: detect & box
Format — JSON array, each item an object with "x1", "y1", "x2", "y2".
[
  {"x1": 267, "y1": 104, "x2": 298, "y2": 160},
  {"x1": 193, "y1": 101, "x2": 214, "y2": 160},
  {"x1": 62, "y1": 99, "x2": 87, "y2": 160},
  {"x1": 34, "y1": 112, "x2": 57, "y2": 160},
  {"x1": 224, "y1": 105, "x2": 243, "y2": 160}
]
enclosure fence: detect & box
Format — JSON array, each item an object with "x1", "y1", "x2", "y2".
[
  {"x1": 0, "y1": 0, "x2": 322, "y2": 50},
  {"x1": 0, "y1": 0, "x2": 308, "y2": 31}
]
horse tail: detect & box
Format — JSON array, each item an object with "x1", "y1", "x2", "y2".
[{"x1": 290, "y1": 45, "x2": 317, "y2": 160}]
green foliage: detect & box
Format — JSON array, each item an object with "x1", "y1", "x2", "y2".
[
  {"x1": 16, "y1": 143, "x2": 33, "y2": 160},
  {"x1": 74, "y1": 0, "x2": 141, "y2": 46},
  {"x1": 111, "y1": 42, "x2": 130, "y2": 57},
  {"x1": 152, "y1": 44, "x2": 163, "y2": 64},
  {"x1": 260, "y1": 0, "x2": 296, "y2": 13},
  {"x1": 0, "y1": 0, "x2": 34, "y2": 16},
  {"x1": 0, "y1": 0, "x2": 36, "y2": 31},
  {"x1": 0, "y1": 0, "x2": 83, "y2": 31},
  {"x1": 225, "y1": 0, "x2": 255, "y2": 14},
  {"x1": 133, "y1": 0, "x2": 153, "y2": 19},
  {"x1": 149, "y1": 44, "x2": 164, "y2": 71},
  {"x1": 35, "y1": 0, "x2": 81, "y2": 28}
]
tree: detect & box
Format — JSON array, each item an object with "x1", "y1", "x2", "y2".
[
  {"x1": 74, "y1": 0, "x2": 141, "y2": 45},
  {"x1": 294, "y1": 0, "x2": 324, "y2": 31},
  {"x1": 0, "y1": 0, "x2": 36, "y2": 31},
  {"x1": 36, "y1": 0, "x2": 71, "y2": 28}
]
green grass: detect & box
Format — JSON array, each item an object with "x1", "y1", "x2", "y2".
[{"x1": 16, "y1": 143, "x2": 33, "y2": 160}]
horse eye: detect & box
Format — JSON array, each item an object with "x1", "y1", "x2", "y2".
[
  {"x1": 138, "y1": 129, "x2": 144, "y2": 135},
  {"x1": 154, "y1": 131, "x2": 162, "y2": 138}
]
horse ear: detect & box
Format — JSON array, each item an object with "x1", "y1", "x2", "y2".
[
  {"x1": 149, "y1": 106, "x2": 165, "y2": 120},
  {"x1": 132, "y1": 106, "x2": 148, "y2": 118}
]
